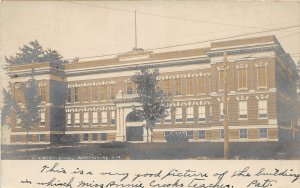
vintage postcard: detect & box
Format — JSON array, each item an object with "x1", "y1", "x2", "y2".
[{"x1": 1, "y1": 0, "x2": 300, "y2": 188}]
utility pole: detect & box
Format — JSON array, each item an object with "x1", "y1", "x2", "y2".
[{"x1": 223, "y1": 53, "x2": 229, "y2": 159}]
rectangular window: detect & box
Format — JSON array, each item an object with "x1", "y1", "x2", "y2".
[
  {"x1": 67, "y1": 113, "x2": 71, "y2": 126},
  {"x1": 258, "y1": 100, "x2": 268, "y2": 119},
  {"x1": 164, "y1": 108, "x2": 171, "y2": 123},
  {"x1": 199, "y1": 130, "x2": 206, "y2": 139},
  {"x1": 39, "y1": 86, "x2": 46, "y2": 102},
  {"x1": 83, "y1": 133, "x2": 88, "y2": 141},
  {"x1": 238, "y1": 69, "x2": 247, "y2": 89},
  {"x1": 219, "y1": 71, "x2": 224, "y2": 90},
  {"x1": 240, "y1": 129, "x2": 248, "y2": 138},
  {"x1": 40, "y1": 112, "x2": 45, "y2": 125},
  {"x1": 74, "y1": 112, "x2": 80, "y2": 126},
  {"x1": 164, "y1": 131, "x2": 171, "y2": 140},
  {"x1": 198, "y1": 106, "x2": 206, "y2": 122},
  {"x1": 164, "y1": 80, "x2": 172, "y2": 95},
  {"x1": 220, "y1": 129, "x2": 224, "y2": 139},
  {"x1": 186, "y1": 78, "x2": 194, "y2": 95},
  {"x1": 239, "y1": 101, "x2": 248, "y2": 119},
  {"x1": 16, "y1": 135, "x2": 21, "y2": 142},
  {"x1": 81, "y1": 87, "x2": 88, "y2": 102},
  {"x1": 110, "y1": 85, "x2": 115, "y2": 100},
  {"x1": 257, "y1": 67, "x2": 267, "y2": 87},
  {"x1": 259, "y1": 128, "x2": 268, "y2": 138},
  {"x1": 92, "y1": 133, "x2": 97, "y2": 141},
  {"x1": 220, "y1": 102, "x2": 224, "y2": 120},
  {"x1": 39, "y1": 134, "x2": 45, "y2": 142},
  {"x1": 83, "y1": 112, "x2": 89, "y2": 125},
  {"x1": 175, "y1": 79, "x2": 182, "y2": 95},
  {"x1": 187, "y1": 131, "x2": 193, "y2": 139},
  {"x1": 27, "y1": 134, "x2": 32, "y2": 142},
  {"x1": 91, "y1": 86, "x2": 98, "y2": 101},
  {"x1": 111, "y1": 111, "x2": 116, "y2": 124},
  {"x1": 67, "y1": 88, "x2": 72, "y2": 102},
  {"x1": 92, "y1": 112, "x2": 98, "y2": 125},
  {"x1": 101, "y1": 133, "x2": 107, "y2": 141},
  {"x1": 126, "y1": 83, "x2": 134, "y2": 94},
  {"x1": 74, "y1": 87, "x2": 79, "y2": 102},
  {"x1": 175, "y1": 107, "x2": 182, "y2": 122},
  {"x1": 99, "y1": 86, "x2": 107, "y2": 101},
  {"x1": 198, "y1": 77, "x2": 205, "y2": 94},
  {"x1": 101, "y1": 111, "x2": 108, "y2": 124},
  {"x1": 186, "y1": 106, "x2": 194, "y2": 122}
]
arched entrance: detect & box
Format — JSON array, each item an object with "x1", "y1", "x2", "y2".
[{"x1": 125, "y1": 111, "x2": 144, "y2": 141}]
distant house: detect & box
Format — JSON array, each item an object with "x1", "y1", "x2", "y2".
[{"x1": 6, "y1": 35, "x2": 299, "y2": 144}]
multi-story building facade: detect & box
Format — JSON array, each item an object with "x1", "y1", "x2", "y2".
[{"x1": 6, "y1": 35, "x2": 299, "y2": 144}]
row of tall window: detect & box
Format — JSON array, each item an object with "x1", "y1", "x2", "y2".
[
  {"x1": 66, "y1": 111, "x2": 116, "y2": 126},
  {"x1": 163, "y1": 99, "x2": 268, "y2": 123},
  {"x1": 219, "y1": 100, "x2": 268, "y2": 120},
  {"x1": 67, "y1": 85, "x2": 115, "y2": 103},
  {"x1": 15, "y1": 134, "x2": 46, "y2": 142},
  {"x1": 218, "y1": 66, "x2": 267, "y2": 90},
  {"x1": 164, "y1": 128, "x2": 269, "y2": 140},
  {"x1": 29, "y1": 99, "x2": 268, "y2": 127},
  {"x1": 14, "y1": 85, "x2": 46, "y2": 103},
  {"x1": 159, "y1": 77, "x2": 208, "y2": 96}
]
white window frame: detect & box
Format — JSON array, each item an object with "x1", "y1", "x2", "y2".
[
  {"x1": 220, "y1": 129, "x2": 224, "y2": 139},
  {"x1": 220, "y1": 102, "x2": 224, "y2": 120},
  {"x1": 259, "y1": 128, "x2": 268, "y2": 138},
  {"x1": 238, "y1": 101, "x2": 248, "y2": 119},
  {"x1": 187, "y1": 131, "x2": 193, "y2": 139},
  {"x1": 40, "y1": 112, "x2": 45, "y2": 126},
  {"x1": 199, "y1": 130, "x2": 206, "y2": 139},
  {"x1": 164, "y1": 108, "x2": 171, "y2": 123},
  {"x1": 258, "y1": 100, "x2": 268, "y2": 119},
  {"x1": 92, "y1": 111, "x2": 98, "y2": 125},
  {"x1": 257, "y1": 66, "x2": 267, "y2": 88},
  {"x1": 186, "y1": 106, "x2": 194, "y2": 122},
  {"x1": 67, "y1": 113, "x2": 71, "y2": 126},
  {"x1": 39, "y1": 134, "x2": 45, "y2": 142},
  {"x1": 111, "y1": 110, "x2": 116, "y2": 124},
  {"x1": 101, "y1": 111, "x2": 108, "y2": 124},
  {"x1": 83, "y1": 133, "x2": 89, "y2": 141},
  {"x1": 175, "y1": 107, "x2": 182, "y2": 123},
  {"x1": 92, "y1": 133, "x2": 98, "y2": 141},
  {"x1": 237, "y1": 68, "x2": 247, "y2": 89},
  {"x1": 83, "y1": 112, "x2": 89, "y2": 125},
  {"x1": 74, "y1": 112, "x2": 80, "y2": 127},
  {"x1": 198, "y1": 106, "x2": 206, "y2": 122},
  {"x1": 239, "y1": 129, "x2": 248, "y2": 139}
]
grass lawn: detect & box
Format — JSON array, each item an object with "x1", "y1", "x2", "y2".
[{"x1": 1, "y1": 142, "x2": 300, "y2": 160}]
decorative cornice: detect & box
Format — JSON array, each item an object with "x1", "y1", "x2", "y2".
[
  {"x1": 67, "y1": 80, "x2": 116, "y2": 88},
  {"x1": 66, "y1": 58, "x2": 210, "y2": 77},
  {"x1": 8, "y1": 69, "x2": 65, "y2": 79},
  {"x1": 207, "y1": 44, "x2": 278, "y2": 57},
  {"x1": 65, "y1": 106, "x2": 116, "y2": 113}
]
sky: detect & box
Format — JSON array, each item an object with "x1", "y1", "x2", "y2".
[
  {"x1": 1, "y1": 0, "x2": 300, "y2": 87},
  {"x1": 1, "y1": 1, "x2": 300, "y2": 60}
]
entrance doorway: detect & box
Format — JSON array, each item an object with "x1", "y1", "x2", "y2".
[
  {"x1": 126, "y1": 126, "x2": 144, "y2": 141},
  {"x1": 125, "y1": 111, "x2": 144, "y2": 141}
]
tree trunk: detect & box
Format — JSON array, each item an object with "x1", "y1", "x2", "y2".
[
  {"x1": 26, "y1": 129, "x2": 29, "y2": 153},
  {"x1": 1, "y1": 125, "x2": 3, "y2": 145},
  {"x1": 146, "y1": 128, "x2": 149, "y2": 143}
]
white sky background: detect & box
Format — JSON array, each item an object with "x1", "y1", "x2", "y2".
[{"x1": 0, "y1": 1, "x2": 300, "y2": 87}]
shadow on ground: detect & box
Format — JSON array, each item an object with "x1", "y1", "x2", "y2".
[{"x1": 1, "y1": 142, "x2": 300, "y2": 160}]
